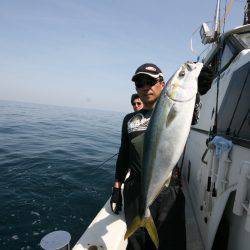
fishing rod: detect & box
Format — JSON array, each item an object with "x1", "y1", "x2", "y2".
[
  {"x1": 0, "y1": 152, "x2": 119, "y2": 188},
  {"x1": 97, "y1": 152, "x2": 118, "y2": 168}
]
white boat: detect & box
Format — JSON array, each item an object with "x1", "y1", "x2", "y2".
[
  {"x1": 72, "y1": 1, "x2": 250, "y2": 250},
  {"x1": 181, "y1": 19, "x2": 250, "y2": 250}
]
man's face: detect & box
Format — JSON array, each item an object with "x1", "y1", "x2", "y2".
[
  {"x1": 131, "y1": 97, "x2": 143, "y2": 111},
  {"x1": 135, "y1": 76, "x2": 165, "y2": 107}
]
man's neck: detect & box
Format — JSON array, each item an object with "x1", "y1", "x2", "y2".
[{"x1": 143, "y1": 102, "x2": 156, "y2": 110}]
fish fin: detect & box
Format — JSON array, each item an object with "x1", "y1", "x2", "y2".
[
  {"x1": 124, "y1": 215, "x2": 142, "y2": 240},
  {"x1": 131, "y1": 134, "x2": 144, "y2": 160},
  {"x1": 124, "y1": 212, "x2": 159, "y2": 249},
  {"x1": 166, "y1": 105, "x2": 177, "y2": 127}
]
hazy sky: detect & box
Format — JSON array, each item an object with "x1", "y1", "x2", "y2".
[{"x1": 0, "y1": 0, "x2": 245, "y2": 112}]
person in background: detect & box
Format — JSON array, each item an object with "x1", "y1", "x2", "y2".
[
  {"x1": 131, "y1": 93, "x2": 143, "y2": 111},
  {"x1": 110, "y1": 63, "x2": 214, "y2": 250}
]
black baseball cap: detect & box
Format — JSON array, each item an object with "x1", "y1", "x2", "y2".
[{"x1": 132, "y1": 63, "x2": 164, "y2": 82}]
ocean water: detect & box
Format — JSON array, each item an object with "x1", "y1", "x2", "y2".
[{"x1": 0, "y1": 100, "x2": 124, "y2": 250}]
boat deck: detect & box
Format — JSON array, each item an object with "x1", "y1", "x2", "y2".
[{"x1": 73, "y1": 184, "x2": 204, "y2": 250}]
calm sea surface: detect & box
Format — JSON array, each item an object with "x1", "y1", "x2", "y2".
[{"x1": 0, "y1": 100, "x2": 124, "y2": 250}]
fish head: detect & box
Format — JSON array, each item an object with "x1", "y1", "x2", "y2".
[{"x1": 165, "y1": 62, "x2": 203, "y2": 102}]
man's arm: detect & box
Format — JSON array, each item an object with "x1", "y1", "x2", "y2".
[
  {"x1": 198, "y1": 65, "x2": 214, "y2": 95},
  {"x1": 192, "y1": 93, "x2": 202, "y2": 125},
  {"x1": 192, "y1": 65, "x2": 214, "y2": 125},
  {"x1": 114, "y1": 115, "x2": 130, "y2": 185},
  {"x1": 110, "y1": 115, "x2": 130, "y2": 214}
]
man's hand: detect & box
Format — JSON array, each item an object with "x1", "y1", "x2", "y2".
[
  {"x1": 198, "y1": 65, "x2": 214, "y2": 95},
  {"x1": 110, "y1": 187, "x2": 122, "y2": 214}
]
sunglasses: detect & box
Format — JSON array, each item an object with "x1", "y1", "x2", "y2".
[
  {"x1": 132, "y1": 102, "x2": 142, "y2": 106},
  {"x1": 135, "y1": 78, "x2": 159, "y2": 88}
]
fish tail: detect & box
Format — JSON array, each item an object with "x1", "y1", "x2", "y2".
[
  {"x1": 124, "y1": 210, "x2": 159, "y2": 249},
  {"x1": 124, "y1": 215, "x2": 142, "y2": 240},
  {"x1": 145, "y1": 212, "x2": 159, "y2": 249}
]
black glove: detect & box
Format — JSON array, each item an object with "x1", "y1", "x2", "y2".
[
  {"x1": 110, "y1": 187, "x2": 122, "y2": 214},
  {"x1": 198, "y1": 65, "x2": 214, "y2": 95},
  {"x1": 192, "y1": 93, "x2": 202, "y2": 125}
]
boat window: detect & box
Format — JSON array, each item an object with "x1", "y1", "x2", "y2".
[
  {"x1": 205, "y1": 40, "x2": 237, "y2": 75},
  {"x1": 237, "y1": 32, "x2": 250, "y2": 47},
  {"x1": 220, "y1": 43, "x2": 236, "y2": 70}
]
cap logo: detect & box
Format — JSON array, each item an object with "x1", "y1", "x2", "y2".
[{"x1": 145, "y1": 66, "x2": 156, "y2": 72}]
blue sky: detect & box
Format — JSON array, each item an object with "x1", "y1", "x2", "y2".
[{"x1": 0, "y1": 0, "x2": 245, "y2": 112}]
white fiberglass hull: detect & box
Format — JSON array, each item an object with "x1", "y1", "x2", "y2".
[{"x1": 181, "y1": 25, "x2": 250, "y2": 250}]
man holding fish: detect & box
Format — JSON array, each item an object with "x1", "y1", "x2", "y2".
[{"x1": 110, "y1": 62, "x2": 213, "y2": 249}]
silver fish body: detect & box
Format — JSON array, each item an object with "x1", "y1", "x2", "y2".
[{"x1": 142, "y1": 62, "x2": 203, "y2": 212}]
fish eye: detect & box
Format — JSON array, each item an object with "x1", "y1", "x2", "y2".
[{"x1": 179, "y1": 70, "x2": 185, "y2": 77}]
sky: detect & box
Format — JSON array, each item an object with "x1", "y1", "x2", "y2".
[{"x1": 0, "y1": 0, "x2": 246, "y2": 112}]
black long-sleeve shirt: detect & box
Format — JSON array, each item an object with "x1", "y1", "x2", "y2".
[{"x1": 115, "y1": 109, "x2": 153, "y2": 183}]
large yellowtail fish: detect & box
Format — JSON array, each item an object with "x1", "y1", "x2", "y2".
[{"x1": 124, "y1": 62, "x2": 203, "y2": 248}]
